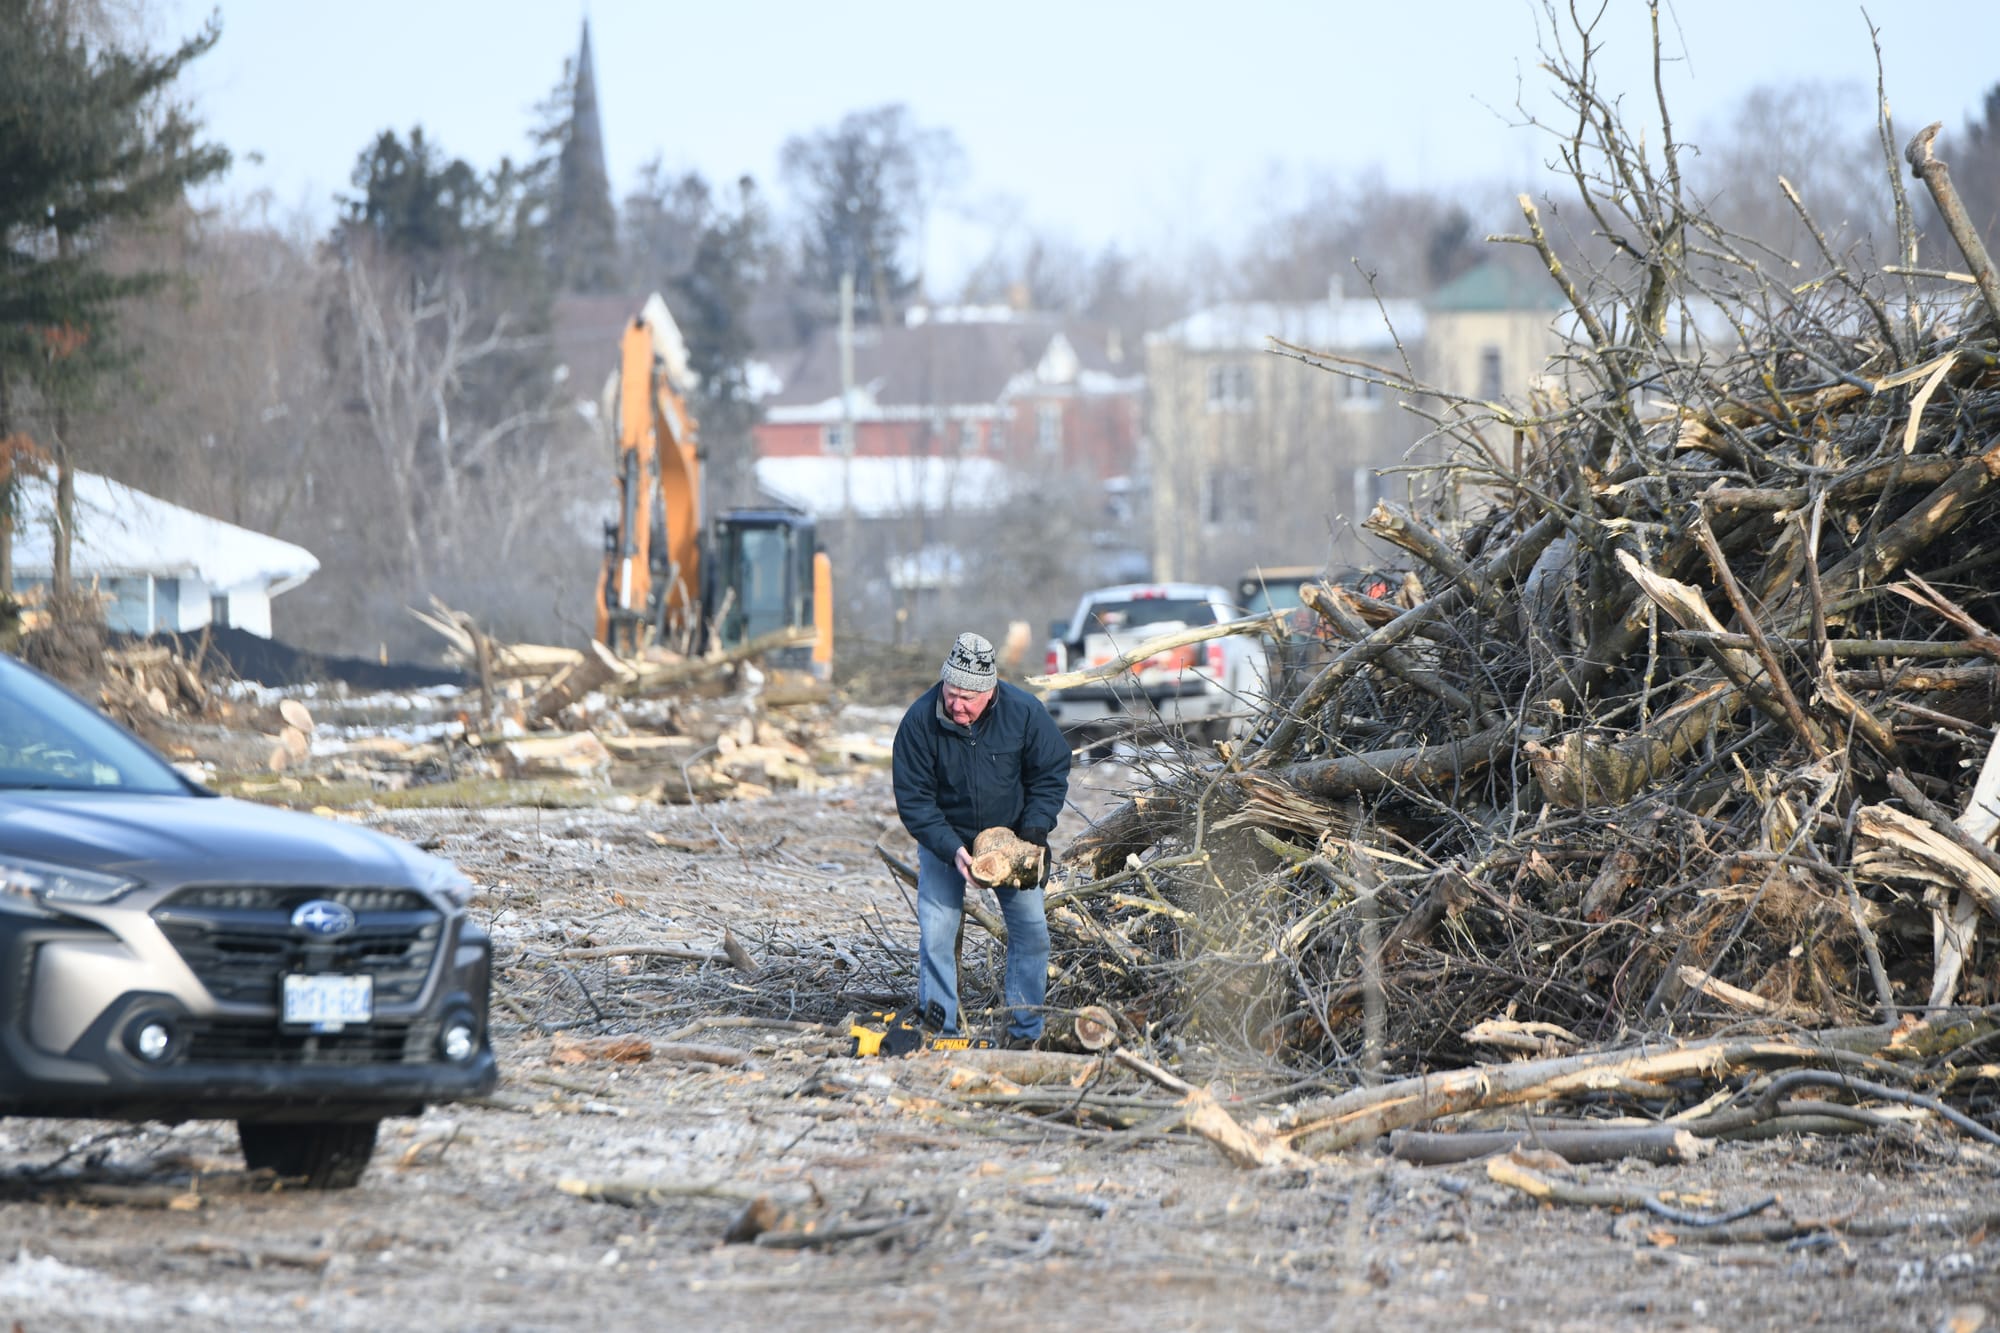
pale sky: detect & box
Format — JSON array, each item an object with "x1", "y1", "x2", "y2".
[{"x1": 165, "y1": 0, "x2": 2000, "y2": 290}]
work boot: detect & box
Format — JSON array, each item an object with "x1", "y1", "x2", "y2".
[{"x1": 1000, "y1": 1031, "x2": 1041, "y2": 1051}]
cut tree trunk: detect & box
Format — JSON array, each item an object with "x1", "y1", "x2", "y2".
[{"x1": 970, "y1": 827, "x2": 1044, "y2": 888}]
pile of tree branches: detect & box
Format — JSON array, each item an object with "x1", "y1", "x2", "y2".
[{"x1": 1048, "y1": 16, "x2": 2000, "y2": 1109}]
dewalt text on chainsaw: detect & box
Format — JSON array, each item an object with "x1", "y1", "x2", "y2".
[{"x1": 847, "y1": 1008, "x2": 995, "y2": 1057}]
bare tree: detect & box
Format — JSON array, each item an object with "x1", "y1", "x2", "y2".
[
  {"x1": 74, "y1": 207, "x2": 333, "y2": 534},
  {"x1": 1236, "y1": 171, "x2": 1499, "y2": 300},
  {"x1": 1690, "y1": 80, "x2": 1892, "y2": 263},
  {"x1": 330, "y1": 240, "x2": 557, "y2": 589}
]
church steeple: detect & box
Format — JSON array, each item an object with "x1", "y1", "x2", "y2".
[
  {"x1": 567, "y1": 20, "x2": 607, "y2": 197},
  {"x1": 552, "y1": 18, "x2": 619, "y2": 292}
]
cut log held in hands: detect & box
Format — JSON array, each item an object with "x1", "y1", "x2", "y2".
[{"x1": 970, "y1": 826, "x2": 1044, "y2": 887}]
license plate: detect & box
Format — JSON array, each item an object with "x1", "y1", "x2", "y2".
[{"x1": 282, "y1": 974, "x2": 373, "y2": 1032}]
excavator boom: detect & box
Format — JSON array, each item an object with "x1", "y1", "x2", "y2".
[
  {"x1": 596, "y1": 298, "x2": 701, "y2": 654},
  {"x1": 593, "y1": 294, "x2": 833, "y2": 676}
]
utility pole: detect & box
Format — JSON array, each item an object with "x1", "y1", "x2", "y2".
[{"x1": 838, "y1": 269, "x2": 856, "y2": 558}]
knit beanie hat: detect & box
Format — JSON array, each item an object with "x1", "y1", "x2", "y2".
[{"x1": 940, "y1": 631, "x2": 997, "y2": 692}]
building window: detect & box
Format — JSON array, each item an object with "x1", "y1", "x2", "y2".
[
  {"x1": 821, "y1": 423, "x2": 850, "y2": 454},
  {"x1": 1479, "y1": 345, "x2": 1504, "y2": 400},
  {"x1": 959, "y1": 420, "x2": 981, "y2": 453},
  {"x1": 1036, "y1": 404, "x2": 1063, "y2": 454},
  {"x1": 1205, "y1": 364, "x2": 1252, "y2": 412},
  {"x1": 1201, "y1": 466, "x2": 1257, "y2": 525},
  {"x1": 210, "y1": 592, "x2": 230, "y2": 629}
]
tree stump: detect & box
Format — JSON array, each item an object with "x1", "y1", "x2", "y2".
[{"x1": 969, "y1": 827, "x2": 1043, "y2": 887}]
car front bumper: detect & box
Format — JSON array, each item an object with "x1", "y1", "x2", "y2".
[
  {"x1": 0, "y1": 903, "x2": 499, "y2": 1122},
  {"x1": 1045, "y1": 678, "x2": 1227, "y2": 732}
]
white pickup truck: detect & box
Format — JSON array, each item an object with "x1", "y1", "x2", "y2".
[{"x1": 1041, "y1": 582, "x2": 1270, "y2": 751}]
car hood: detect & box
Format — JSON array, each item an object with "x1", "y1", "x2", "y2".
[{"x1": 0, "y1": 791, "x2": 437, "y2": 891}]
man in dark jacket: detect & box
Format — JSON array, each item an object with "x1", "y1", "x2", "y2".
[{"x1": 893, "y1": 631, "x2": 1071, "y2": 1046}]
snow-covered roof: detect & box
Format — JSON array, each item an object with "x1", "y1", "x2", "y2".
[
  {"x1": 11, "y1": 471, "x2": 319, "y2": 593},
  {"x1": 1148, "y1": 298, "x2": 1424, "y2": 351},
  {"x1": 754, "y1": 456, "x2": 1014, "y2": 520},
  {"x1": 764, "y1": 385, "x2": 1008, "y2": 426},
  {"x1": 764, "y1": 317, "x2": 1137, "y2": 421}
]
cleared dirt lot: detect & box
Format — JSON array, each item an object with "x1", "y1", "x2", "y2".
[{"x1": 5, "y1": 766, "x2": 2000, "y2": 1331}]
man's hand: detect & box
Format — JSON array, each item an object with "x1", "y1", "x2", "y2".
[
  {"x1": 953, "y1": 845, "x2": 974, "y2": 883},
  {"x1": 1016, "y1": 825, "x2": 1053, "y2": 888}
]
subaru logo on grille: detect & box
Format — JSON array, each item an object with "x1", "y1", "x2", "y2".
[{"x1": 291, "y1": 900, "x2": 356, "y2": 937}]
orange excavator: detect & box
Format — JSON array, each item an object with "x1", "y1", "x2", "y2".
[{"x1": 593, "y1": 294, "x2": 833, "y2": 674}]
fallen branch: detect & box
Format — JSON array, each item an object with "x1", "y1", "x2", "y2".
[
  {"x1": 556, "y1": 944, "x2": 732, "y2": 965},
  {"x1": 1114, "y1": 1049, "x2": 1314, "y2": 1170},
  {"x1": 1486, "y1": 1153, "x2": 1778, "y2": 1226},
  {"x1": 1286, "y1": 1026, "x2": 1920, "y2": 1155},
  {"x1": 1388, "y1": 1123, "x2": 1706, "y2": 1165}
]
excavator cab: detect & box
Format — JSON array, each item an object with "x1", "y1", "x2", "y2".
[{"x1": 704, "y1": 509, "x2": 828, "y2": 672}]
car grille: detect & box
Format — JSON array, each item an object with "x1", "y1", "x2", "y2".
[
  {"x1": 182, "y1": 1018, "x2": 439, "y2": 1065},
  {"x1": 151, "y1": 886, "x2": 443, "y2": 1006}
]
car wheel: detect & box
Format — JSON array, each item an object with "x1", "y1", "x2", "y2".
[{"x1": 238, "y1": 1119, "x2": 381, "y2": 1189}]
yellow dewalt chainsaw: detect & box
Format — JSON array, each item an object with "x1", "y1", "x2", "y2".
[{"x1": 847, "y1": 1008, "x2": 995, "y2": 1057}]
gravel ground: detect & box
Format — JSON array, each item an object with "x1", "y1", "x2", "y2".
[{"x1": 5, "y1": 761, "x2": 2000, "y2": 1331}]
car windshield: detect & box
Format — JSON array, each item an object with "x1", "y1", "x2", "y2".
[
  {"x1": 1242, "y1": 584, "x2": 1304, "y2": 618},
  {"x1": 1085, "y1": 597, "x2": 1217, "y2": 634},
  {"x1": 0, "y1": 657, "x2": 191, "y2": 794}
]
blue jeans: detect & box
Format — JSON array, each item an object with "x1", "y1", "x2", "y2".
[{"x1": 916, "y1": 843, "x2": 1049, "y2": 1040}]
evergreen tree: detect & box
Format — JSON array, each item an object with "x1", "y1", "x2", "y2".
[
  {"x1": 624, "y1": 165, "x2": 771, "y2": 507},
  {"x1": 325, "y1": 124, "x2": 565, "y2": 598},
  {"x1": 338, "y1": 128, "x2": 487, "y2": 261},
  {"x1": 0, "y1": 0, "x2": 228, "y2": 598},
  {"x1": 780, "y1": 105, "x2": 960, "y2": 326},
  {"x1": 675, "y1": 178, "x2": 769, "y2": 509},
  {"x1": 624, "y1": 159, "x2": 711, "y2": 293},
  {"x1": 335, "y1": 124, "x2": 557, "y2": 385}
]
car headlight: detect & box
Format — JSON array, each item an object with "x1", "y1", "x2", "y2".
[
  {"x1": 0, "y1": 855, "x2": 142, "y2": 905},
  {"x1": 412, "y1": 855, "x2": 478, "y2": 908}
]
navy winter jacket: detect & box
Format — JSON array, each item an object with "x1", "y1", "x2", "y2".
[{"x1": 892, "y1": 680, "x2": 1072, "y2": 868}]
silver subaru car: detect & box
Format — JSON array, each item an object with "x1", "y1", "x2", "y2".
[{"x1": 0, "y1": 652, "x2": 497, "y2": 1187}]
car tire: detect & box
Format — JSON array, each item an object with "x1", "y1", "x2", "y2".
[{"x1": 238, "y1": 1119, "x2": 381, "y2": 1189}]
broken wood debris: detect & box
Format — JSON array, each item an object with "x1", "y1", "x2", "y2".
[{"x1": 33, "y1": 603, "x2": 885, "y2": 805}]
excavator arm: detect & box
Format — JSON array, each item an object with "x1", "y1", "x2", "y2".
[{"x1": 595, "y1": 296, "x2": 702, "y2": 655}]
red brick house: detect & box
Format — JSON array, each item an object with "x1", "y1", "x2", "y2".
[{"x1": 753, "y1": 307, "x2": 1143, "y2": 518}]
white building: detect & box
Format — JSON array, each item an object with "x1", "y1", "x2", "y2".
[{"x1": 10, "y1": 471, "x2": 318, "y2": 638}]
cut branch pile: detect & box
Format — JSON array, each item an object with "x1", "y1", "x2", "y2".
[{"x1": 1043, "y1": 43, "x2": 2000, "y2": 1176}]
